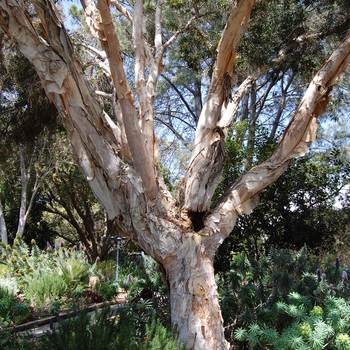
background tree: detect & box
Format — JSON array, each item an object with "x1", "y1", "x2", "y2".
[
  {"x1": 41, "y1": 132, "x2": 116, "y2": 261},
  {"x1": 0, "y1": 0, "x2": 350, "y2": 349},
  {"x1": 0, "y1": 49, "x2": 57, "y2": 245},
  {"x1": 215, "y1": 131, "x2": 350, "y2": 273}
]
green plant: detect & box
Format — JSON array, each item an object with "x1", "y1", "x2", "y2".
[
  {"x1": 37, "y1": 306, "x2": 119, "y2": 350},
  {"x1": 0, "y1": 237, "x2": 95, "y2": 315},
  {"x1": 0, "y1": 286, "x2": 31, "y2": 327},
  {"x1": 95, "y1": 281, "x2": 118, "y2": 301},
  {"x1": 218, "y1": 246, "x2": 350, "y2": 348},
  {"x1": 57, "y1": 258, "x2": 89, "y2": 292},
  {"x1": 25, "y1": 272, "x2": 68, "y2": 307},
  {"x1": 50, "y1": 300, "x2": 60, "y2": 316},
  {"x1": 141, "y1": 312, "x2": 185, "y2": 350},
  {"x1": 0, "y1": 328, "x2": 33, "y2": 350},
  {"x1": 234, "y1": 294, "x2": 350, "y2": 349}
]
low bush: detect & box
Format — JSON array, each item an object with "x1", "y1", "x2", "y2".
[
  {"x1": 1, "y1": 235, "x2": 97, "y2": 312},
  {"x1": 218, "y1": 246, "x2": 350, "y2": 349},
  {"x1": 0, "y1": 286, "x2": 31, "y2": 327},
  {"x1": 36, "y1": 306, "x2": 183, "y2": 350}
]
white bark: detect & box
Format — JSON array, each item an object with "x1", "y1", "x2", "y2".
[
  {"x1": 17, "y1": 145, "x2": 30, "y2": 237},
  {"x1": 181, "y1": 0, "x2": 256, "y2": 212},
  {"x1": 0, "y1": 200, "x2": 8, "y2": 254},
  {"x1": 16, "y1": 143, "x2": 50, "y2": 237}
]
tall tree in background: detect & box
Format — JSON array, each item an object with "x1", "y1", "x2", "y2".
[
  {"x1": 0, "y1": 0, "x2": 350, "y2": 348},
  {"x1": 0, "y1": 50, "x2": 57, "y2": 245},
  {"x1": 42, "y1": 132, "x2": 116, "y2": 261}
]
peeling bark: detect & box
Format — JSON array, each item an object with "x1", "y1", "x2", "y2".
[
  {"x1": 183, "y1": 0, "x2": 256, "y2": 212},
  {"x1": 168, "y1": 234, "x2": 228, "y2": 349},
  {"x1": 1, "y1": 0, "x2": 350, "y2": 348}
]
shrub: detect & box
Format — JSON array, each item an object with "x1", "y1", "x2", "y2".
[
  {"x1": 25, "y1": 272, "x2": 68, "y2": 307},
  {"x1": 141, "y1": 312, "x2": 185, "y2": 350},
  {"x1": 218, "y1": 246, "x2": 350, "y2": 349},
  {"x1": 0, "y1": 328, "x2": 33, "y2": 350},
  {"x1": 37, "y1": 306, "x2": 118, "y2": 350},
  {"x1": 37, "y1": 306, "x2": 182, "y2": 350},
  {"x1": 0, "y1": 286, "x2": 31, "y2": 327},
  {"x1": 1, "y1": 237, "x2": 95, "y2": 313}
]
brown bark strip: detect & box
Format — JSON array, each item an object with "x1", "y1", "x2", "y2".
[
  {"x1": 80, "y1": 0, "x2": 106, "y2": 43},
  {"x1": 96, "y1": 0, "x2": 158, "y2": 200},
  {"x1": 181, "y1": 0, "x2": 256, "y2": 213},
  {"x1": 194, "y1": 0, "x2": 255, "y2": 145}
]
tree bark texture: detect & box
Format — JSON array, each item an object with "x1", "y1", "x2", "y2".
[
  {"x1": 0, "y1": 200, "x2": 8, "y2": 254},
  {"x1": 0, "y1": 0, "x2": 350, "y2": 348}
]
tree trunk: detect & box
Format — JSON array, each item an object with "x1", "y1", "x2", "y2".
[
  {"x1": 17, "y1": 146, "x2": 29, "y2": 237},
  {"x1": 0, "y1": 200, "x2": 8, "y2": 254},
  {"x1": 167, "y1": 234, "x2": 229, "y2": 349},
  {"x1": 16, "y1": 145, "x2": 43, "y2": 237}
]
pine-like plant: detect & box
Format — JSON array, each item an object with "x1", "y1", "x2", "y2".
[{"x1": 218, "y1": 246, "x2": 350, "y2": 349}]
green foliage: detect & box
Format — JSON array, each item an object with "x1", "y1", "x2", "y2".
[
  {"x1": 0, "y1": 286, "x2": 31, "y2": 327},
  {"x1": 50, "y1": 300, "x2": 61, "y2": 316},
  {"x1": 1, "y1": 237, "x2": 95, "y2": 311},
  {"x1": 158, "y1": 162, "x2": 174, "y2": 195},
  {"x1": 0, "y1": 328, "x2": 33, "y2": 350},
  {"x1": 25, "y1": 272, "x2": 68, "y2": 307},
  {"x1": 141, "y1": 312, "x2": 185, "y2": 350},
  {"x1": 38, "y1": 306, "x2": 118, "y2": 350},
  {"x1": 219, "y1": 246, "x2": 350, "y2": 349},
  {"x1": 215, "y1": 144, "x2": 350, "y2": 272},
  {"x1": 94, "y1": 281, "x2": 118, "y2": 301},
  {"x1": 57, "y1": 258, "x2": 89, "y2": 291},
  {"x1": 36, "y1": 306, "x2": 182, "y2": 350}
]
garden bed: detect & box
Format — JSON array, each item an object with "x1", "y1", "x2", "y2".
[{"x1": 0, "y1": 293, "x2": 127, "y2": 334}]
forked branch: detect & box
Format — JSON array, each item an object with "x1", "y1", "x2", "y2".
[{"x1": 206, "y1": 32, "x2": 350, "y2": 238}]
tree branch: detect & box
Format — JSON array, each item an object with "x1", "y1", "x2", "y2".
[
  {"x1": 95, "y1": 90, "x2": 113, "y2": 99},
  {"x1": 218, "y1": 68, "x2": 263, "y2": 135},
  {"x1": 163, "y1": 13, "x2": 203, "y2": 50},
  {"x1": 161, "y1": 74, "x2": 197, "y2": 121},
  {"x1": 110, "y1": 0, "x2": 133, "y2": 24},
  {"x1": 155, "y1": 0, "x2": 163, "y2": 54},
  {"x1": 97, "y1": 0, "x2": 158, "y2": 200},
  {"x1": 206, "y1": 32, "x2": 350, "y2": 238},
  {"x1": 154, "y1": 116, "x2": 191, "y2": 149},
  {"x1": 194, "y1": 0, "x2": 255, "y2": 145},
  {"x1": 180, "y1": 0, "x2": 256, "y2": 212},
  {"x1": 133, "y1": 0, "x2": 147, "y2": 131}
]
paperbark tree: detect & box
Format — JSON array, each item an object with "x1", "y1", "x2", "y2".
[{"x1": 0, "y1": 0, "x2": 349, "y2": 348}]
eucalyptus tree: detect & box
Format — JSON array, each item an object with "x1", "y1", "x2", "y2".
[{"x1": 0, "y1": 1, "x2": 350, "y2": 349}]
